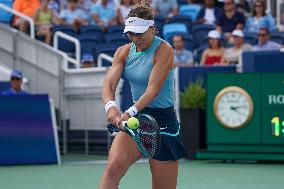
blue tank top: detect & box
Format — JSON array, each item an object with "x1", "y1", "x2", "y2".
[{"x1": 123, "y1": 36, "x2": 174, "y2": 108}]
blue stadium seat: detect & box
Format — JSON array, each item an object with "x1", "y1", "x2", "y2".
[
  {"x1": 168, "y1": 15, "x2": 193, "y2": 33},
  {"x1": 78, "y1": 35, "x2": 102, "y2": 56},
  {"x1": 80, "y1": 25, "x2": 104, "y2": 39},
  {"x1": 243, "y1": 33, "x2": 257, "y2": 45},
  {"x1": 169, "y1": 34, "x2": 195, "y2": 51},
  {"x1": 0, "y1": 0, "x2": 13, "y2": 24},
  {"x1": 52, "y1": 25, "x2": 77, "y2": 53},
  {"x1": 94, "y1": 44, "x2": 117, "y2": 66},
  {"x1": 179, "y1": 4, "x2": 202, "y2": 21},
  {"x1": 270, "y1": 32, "x2": 284, "y2": 45},
  {"x1": 105, "y1": 33, "x2": 130, "y2": 48},
  {"x1": 154, "y1": 15, "x2": 166, "y2": 38},
  {"x1": 192, "y1": 24, "x2": 215, "y2": 47},
  {"x1": 177, "y1": 0, "x2": 188, "y2": 7},
  {"x1": 107, "y1": 25, "x2": 124, "y2": 34},
  {"x1": 163, "y1": 23, "x2": 188, "y2": 41},
  {"x1": 195, "y1": 44, "x2": 208, "y2": 64}
]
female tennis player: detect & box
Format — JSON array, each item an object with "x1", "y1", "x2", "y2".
[{"x1": 99, "y1": 1, "x2": 187, "y2": 188}]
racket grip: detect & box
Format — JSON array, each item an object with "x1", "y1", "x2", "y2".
[{"x1": 107, "y1": 124, "x2": 120, "y2": 135}]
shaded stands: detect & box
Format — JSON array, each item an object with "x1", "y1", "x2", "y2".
[
  {"x1": 242, "y1": 50, "x2": 284, "y2": 72},
  {"x1": 179, "y1": 4, "x2": 202, "y2": 21}
]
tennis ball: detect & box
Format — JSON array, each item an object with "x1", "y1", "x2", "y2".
[{"x1": 127, "y1": 117, "x2": 139, "y2": 129}]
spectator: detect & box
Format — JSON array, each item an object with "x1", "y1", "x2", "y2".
[
  {"x1": 200, "y1": 30, "x2": 225, "y2": 65},
  {"x1": 33, "y1": 0, "x2": 55, "y2": 45},
  {"x1": 244, "y1": 0, "x2": 276, "y2": 33},
  {"x1": 81, "y1": 53, "x2": 96, "y2": 68},
  {"x1": 48, "y1": 0, "x2": 61, "y2": 16},
  {"x1": 251, "y1": 27, "x2": 282, "y2": 51},
  {"x1": 13, "y1": 0, "x2": 41, "y2": 33},
  {"x1": 58, "y1": 0, "x2": 89, "y2": 32},
  {"x1": 1, "y1": 70, "x2": 29, "y2": 95},
  {"x1": 220, "y1": 29, "x2": 251, "y2": 65},
  {"x1": 116, "y1": 0, "x2": 133, "y2": 25},
  {"x1": 91, "y1": 0, "x2": 116, "y2": 30},
  {"x1": 216, "y1": 0, "x2": 245, "y2": 43},
  {"x1": 173, "y1": 35, "x2": 194, "y2": 66},
  {"x1": 152, "y1": 0, "x2": 178, "y2": 19},
  {"x1": 196, "y1": 0, "x2": 221, "y2": 25}
]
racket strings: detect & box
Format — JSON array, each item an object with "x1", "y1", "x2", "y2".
[{"x1": 138, "y1": 115, "x2": 160, "y2": 157}]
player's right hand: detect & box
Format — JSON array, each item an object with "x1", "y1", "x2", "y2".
[{"x1": 107, "y1": 107, "x2": 121, "y2": 126}]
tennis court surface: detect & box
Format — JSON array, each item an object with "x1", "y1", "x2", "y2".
[{"x1": 0, "y1": 154, "x2": 284, "y2": 189}]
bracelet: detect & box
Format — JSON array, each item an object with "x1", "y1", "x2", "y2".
[
  {"x1": 125, "y1": 106, "x2": 138, "y2": 117},
  {"x1": 105, "y1": 101, "x2": 117, "y2": 113}
]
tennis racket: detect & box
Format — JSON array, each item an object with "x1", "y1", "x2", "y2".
[{"x1": 107, "y1": 114, "x2": 161, "y2": 158}]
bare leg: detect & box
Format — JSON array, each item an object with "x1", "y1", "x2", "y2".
[
  {"x1": 98, "y1": 132, "x2": 142, "y2": 189},
  {"x1": 149, "y1": 159, "x2": 178, "y2": 189}
]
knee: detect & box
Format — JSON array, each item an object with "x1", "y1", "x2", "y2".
[{"x1": 104, "y1": 161, "x2": 127, "y2": 180}]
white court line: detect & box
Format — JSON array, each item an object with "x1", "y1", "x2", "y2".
[{"x1": 63, "y1": 158, "x2": 149, "y2": 165}]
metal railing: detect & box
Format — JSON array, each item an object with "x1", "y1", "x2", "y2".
[
  {"x1": 0, "y1": 3, "x2": 35, "y2": 39},
  {"x1": 97, "y1": 53, "x2": 114, "y2": 67},
  {"x1": 53, "y1": 31, "x2": 81, "y2": 68}
]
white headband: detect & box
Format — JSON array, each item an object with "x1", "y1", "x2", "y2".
[{"x1": 124, "y1": 17, "x2": 154, "y2": 34}]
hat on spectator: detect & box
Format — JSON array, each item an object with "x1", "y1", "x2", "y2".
[
  {"x1": 10, "y1": 70, "x2": 23, "y2": 78},
  {"x1": 81, "y1": 53, "x2": 94, "y2": 63},
  {"x1": 208, "y1": 30, "x2": 221, "y2": 39},
  {"x1": 232, "y1": 29, "x2": 244, "y2": 37}
]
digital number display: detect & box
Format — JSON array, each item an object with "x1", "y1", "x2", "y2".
[{"x1": 271, "y1": 117, "x2": 284, "y2": 137}]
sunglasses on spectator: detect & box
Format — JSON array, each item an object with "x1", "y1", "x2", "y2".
[
  {"x1": 258, "y1": 33, "x2": 268, "y2": 37},
  {"x1": 224, "y1": 2, "x2": 233, "y2": 5},
  {"x1": 11, "y1": 77, "x2": 21, "y2": 81}
]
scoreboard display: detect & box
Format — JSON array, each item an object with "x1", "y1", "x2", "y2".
[{"x1": 197, "y1": 73, "x2": 284, "y2": 161}]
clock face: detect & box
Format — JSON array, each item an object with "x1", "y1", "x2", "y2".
[{"x1": 214, "y1": 86, "x2": 254, "y2": 129}]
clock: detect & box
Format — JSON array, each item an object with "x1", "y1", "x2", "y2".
[{"x1": 213, "y1": 86, "x2": 254, "y2": 129}]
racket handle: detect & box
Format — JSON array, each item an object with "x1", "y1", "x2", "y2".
[{"x1": 107, "y1": 124, "x2": 120, "y2": 135}]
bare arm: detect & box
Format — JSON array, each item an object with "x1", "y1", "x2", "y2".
[
  {"x1": 200, "y1": 49, "x2": 208, "y2": 65},
  {"x1": 102, "y1": 45, "x2": 130, "y2": 125}
]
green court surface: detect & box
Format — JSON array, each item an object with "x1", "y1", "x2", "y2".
[{"x1": 0, "y1": 155, "x2": 284, "y2": 189}]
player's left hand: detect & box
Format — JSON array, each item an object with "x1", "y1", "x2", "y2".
[{"x1": 117, "y1": 112, "x2": 131, "y2": 129}]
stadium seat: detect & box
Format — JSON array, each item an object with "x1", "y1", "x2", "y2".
[
  {"x1": 195, "y1": 44, "x2": 208, "y2": 64},
  {"x1": 179, "y1": 4, "x2": 202, "y2": 21},
  {"x1": 168, "y1": 15, "x2": 193, "y2": 33},
  {"x1": 105, "y1": 33, "x2": 130, "y2": 48},
  {"x1": 163, "y1": 23, "x2": 188, "y2": 41},
  {"x1": 80, "y1": 25, "x2": 104, "y2": 39},
  {"x1": 0, "y1": 0, "x2": 13, "y2": 24},
  {"x1": 52, "y1": 25, "x2": 77, "y2": 53},
  {"x1": 94, "y1": 44, "x2": 117, "y2": 66},
  {"x1": 107, "y1": 25, "x2": 124, "y2": 34},
  {"x1": 192, "y1": 24, "x2": 215, "y2": 47},
  {"x1": 177, "y1": 0, "x2": 188, "y2": 7},
  {"x1": 154, "y1": 15, "x2": 166, "y2": 38},
  {"x1": 78, "y1": 35, "x2": 102, "y2": 56},
  {"x1": 270, "y1": 32, "x2": 284, "y2": 45},
  {"x1": 243, "y1": 33, "x2": 257, "y2": 45}
]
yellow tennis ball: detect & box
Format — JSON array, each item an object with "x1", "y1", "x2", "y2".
[{"x1": 127, "y1": 117, "x2": 139, "y2": 129}]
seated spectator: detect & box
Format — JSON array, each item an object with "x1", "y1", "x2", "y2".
[
  {"x1": 220, "y1": 29, "x2": 251, "y2": 65},
  {"x1": 173, "y1": 35, "x2": 194, "y2": 66},
  {"x1": 81, "y1": 53, "x2": 96, "y2": 68},
  {"x1": 58, "y1": 0, "x2": 89, "y2": 32},
  {"x1": 91, "y1": 0, "x2": 116, "y2": 30},
  {"x1": 251, "y1": 27, "x2": 282, "y2": 51},
  {"x1": 1, "y1": 70, "x2": 29, "y2": 95},
  {"x1": 13, "y1": 0, "x2": 41, "y2": 33},
  {"x1": 152, "y1": 0, "x2": 178, "y2": 19},
  {"x1": 33, "y1": 0, "x2": 55, "y2": 45},
  {"x1": 116, "y1": 0, "x2": 133, "y2": 25},
  {"x1": 48, "y1": 0, "x2": 61, "y2": 16},
  {"x1": 196, "y1": 0, "x2": 221, "y2": 25},
  {"x1": 200, "y1": 30, "x2": 225, "y2": 65},
  {"x1": 245, "y1": 0, "x2": 276, "y2": 33},
  {"x1": 216, "y1": 0, "x2": 245, "y2": 44}
]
